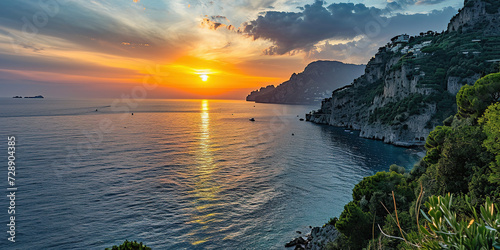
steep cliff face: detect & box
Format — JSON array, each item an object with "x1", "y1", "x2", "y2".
[
  {"x1": 246, "y1": 61, "x2": 365, "y2": 104},
  {"x1": 307, "y1": 0, "x2": 500, "y2": 146},
  {"x1": 448, "y1": 0, "x2": 500, "y2": 34}
]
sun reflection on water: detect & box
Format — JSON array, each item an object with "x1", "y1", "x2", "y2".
[{"x1": 188, "y1": 99, "x2": 222, "y2": 246}]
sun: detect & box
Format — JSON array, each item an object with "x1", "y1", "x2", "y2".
[{"x1": 200, "y1": 74, "x2": 209, "y2": 82}]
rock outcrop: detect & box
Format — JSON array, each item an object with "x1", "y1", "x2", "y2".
[
  {"x1": 285, "y1": 225, "x2": 340, "y2": 250},
  {"x1": 247, "y1": 61, "x2": 365, "y2": 104},
  {"x1": 448, "y1": 0, "x2": 500, "y2": 35},
  {"x1": 307, "y1": 0, "x2": 500, "y2": 147}
]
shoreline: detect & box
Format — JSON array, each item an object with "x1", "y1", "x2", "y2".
[
  {"x1": 305, "y1": 113, "x2": 427, "y2": 148},
  {"x1": 285, "y1": 225, "x2": 340, "y2": 250}
]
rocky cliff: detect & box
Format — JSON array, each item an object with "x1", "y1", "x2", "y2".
[
  {"x1": 246, "y1": 61, "x2": 365, "y2": 104},
  {"x1": 448, "y1": 0, "x2": 500, "y2": 35},
  {"x1": 307, "y1": 0, "x2": 500, "y2": 147}
]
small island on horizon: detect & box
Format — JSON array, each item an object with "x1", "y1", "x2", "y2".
[{"x1": 12, "y1": 95, "x2": 45, "y2": 99}]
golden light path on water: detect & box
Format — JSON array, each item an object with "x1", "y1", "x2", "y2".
[
  {"x1": 189, "y1": 99, "x2": 222, "y2": 246},
  {"x1": 0, "y1": 98, "x2": 423, "y2": 249}
]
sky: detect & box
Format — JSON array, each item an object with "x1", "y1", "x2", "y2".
[{"x1": 0, "y1": 0, "x2": 463, "y2": 99}]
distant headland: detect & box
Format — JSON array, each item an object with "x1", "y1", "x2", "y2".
[{"x1": 12, "y1": 95, "x2": 44, "y2": 99}]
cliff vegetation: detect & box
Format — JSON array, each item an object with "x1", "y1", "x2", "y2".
[
  {"x1": 324, "y1": 73, "x2": 500, "y2": 249},
  {"x1": 307, "y1": 0, "x2": 500, "y2": 146}
]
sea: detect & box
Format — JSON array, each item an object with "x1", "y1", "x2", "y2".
[{"x1": 0, "y1": 98, "x2": 422, "y2": 249}]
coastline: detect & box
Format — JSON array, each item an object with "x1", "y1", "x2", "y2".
[
  {"x1": 305, "y1": 113, "x2": 427, "y2": 148},
  {"x1": 285, "y1": 225, "x2": 340, "y2": 250}
]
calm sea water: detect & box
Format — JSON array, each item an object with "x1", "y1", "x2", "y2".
[{"x1": 0, "y1": 98, "x2": 421, "y2": 249}]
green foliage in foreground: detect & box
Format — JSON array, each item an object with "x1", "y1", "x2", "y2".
[
  {"x1": 327, "y1": 73, "x2": 500, "y2": 249},
  {"x1": 414, "y1": 194, "x2": 500, "y2": 249},
  {"x1": 105, "y1": 240, "x2": 151, "y2": 250}
]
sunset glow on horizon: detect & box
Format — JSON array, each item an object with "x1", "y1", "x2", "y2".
[{"x1": 0, "y1": 0, "x2": 460, "y2": 99}]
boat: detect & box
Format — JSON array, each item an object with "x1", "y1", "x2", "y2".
[
  {"x1": 299, "y1": 118, "x2": 304, "y2": 121},
  {"x1": 249, "y1": 118, "x2": 255, "y2": 121},
  {"x1": 344, "y1": 129, "x2": 351, "y2": 132}
]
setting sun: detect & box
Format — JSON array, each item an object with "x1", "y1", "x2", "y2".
[{"x1": 200, "y1": 74, "x2": 209, "y2": 82}]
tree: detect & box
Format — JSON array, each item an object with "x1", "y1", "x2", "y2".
[
  {"x1": 479, "y1": 103, "x2": 500, "y2": 184},
  {"x1": 424, "y1": 126, "x2": 451, "y2": 165},
  {"x1": 335, "y1": 201, "x2": 372, "y2": 249},
  {"x1": 434, "y1": 125, "x2": 489, "y2": 194},
  {"x1": 457, "y1": 73, "x2": 500, "y2": 120}
]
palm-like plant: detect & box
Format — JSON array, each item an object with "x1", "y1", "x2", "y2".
[{"x1": 418, "y1": 194, "x2": 500, "y2": 249}]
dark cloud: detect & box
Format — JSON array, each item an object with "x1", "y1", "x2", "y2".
[
  {"x1": 306, "y1": 7, "x2": 457, "y2": 62},
  {"x1": 240, "y1": 0, "x2": 457, "y2": 57},
  {"x1": 242, "y1": 1, "x2": 384, "y2": 55}
]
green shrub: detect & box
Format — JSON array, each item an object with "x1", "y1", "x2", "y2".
[
  {"x1": 335, "y1": 201, "x2": 372, "y2": 249},
  {"x1": 389, "y1": 164, "x2": 406, "y2": 175},
  {"x1": 417, "y1": 194, "x2": 500, "y2": 249}
]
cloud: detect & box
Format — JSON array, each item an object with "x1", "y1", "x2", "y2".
[
  {"x1": 416, "y1": 0, "x2": 447, "y2": 5},
  {"x1": 241, "y1": 1, "x2": 386, "y2": 55},
  {"x1": 211, "y1": 15, "x2": 230, "y2": 22},
  {"x1": 0, "y1": 0, "x2": 194, "y2": 61},
  {"x1": 387, "y1": 0, "x2": 447, "y2": 9},
  {"x1": 201, "y1": 18, "x2": 226, "y2": 30},
  {"x1": 238, "y1": 0, "x2": 457, "y2": 60},
  {"x1": 200, "y1": 16, "x2": 236, "y2": 31}
]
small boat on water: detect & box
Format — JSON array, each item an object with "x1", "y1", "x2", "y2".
[
  {"x1": 299, "y1": 118, "x2": 304, "y2": 121},
  {"x1": 249, "y1": 118, "x2": 255, "y2": 121},
  {"x1": 344, "y1": 129, "x2": 351, "y2": 132}
]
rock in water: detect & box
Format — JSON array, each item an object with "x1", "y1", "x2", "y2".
[
  {"x1": 306, "y1": 225, "x2": 340, "y2": 250},
  {"x1": 285, "y1": 237, "x2": 306, "y2": 247},
  {"x1": 294, "y1": 245, "x2": 305, "y2": 250}
]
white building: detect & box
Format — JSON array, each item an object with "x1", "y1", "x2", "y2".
[{"x1": 391, "y1": 34, "x2": 410, "y2": 44}]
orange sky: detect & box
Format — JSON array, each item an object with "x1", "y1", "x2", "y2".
[
  {"x1": 0, "y1": 0, "x2": 459, "y2": 99},
  {"x1": 0, "y1": 0, "x2": 310, "y2": 99}
]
